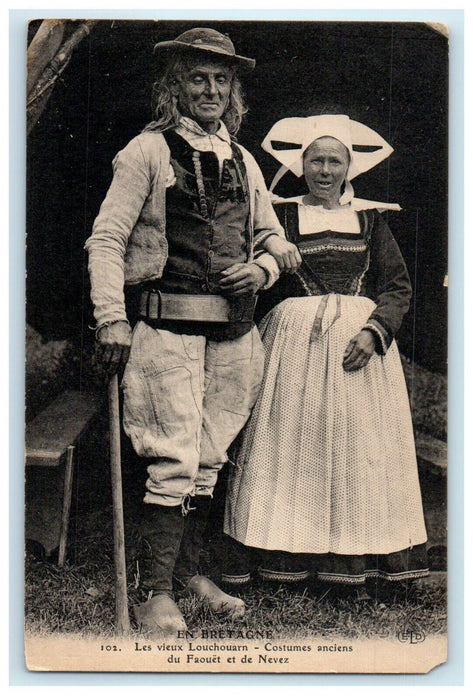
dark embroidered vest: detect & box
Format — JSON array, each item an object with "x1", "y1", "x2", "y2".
[
  {"x1": 157, "y1": 130, "x2": 250, "y2": 295},
  {"x1": 255, "y1": 202, "x2": 375, "y2": 323},
  {"x1": 143, "y1": 130, "x2": 253, "y2": 340}
]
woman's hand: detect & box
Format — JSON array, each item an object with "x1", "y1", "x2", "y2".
[
  {"x1": 342, "y1": 329, "x2": 376, "y2": 372},
  {"x1": 263, "y1": 235, "x2": 302, "y2": 273},
  {"x1": 219, "y1": 263, "x2": 268, "y2": 296},
  {"x1": 96, "y1": 320, "x2": 132, "y2": 375}
]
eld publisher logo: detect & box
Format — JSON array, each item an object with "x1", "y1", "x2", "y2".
[{"x1": 397, "y1": 630, "x2": 426, "y2": 644}]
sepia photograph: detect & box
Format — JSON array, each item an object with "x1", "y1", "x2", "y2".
[{"x1": 24, "y1": 17, "x2": 448, "y2": 674}]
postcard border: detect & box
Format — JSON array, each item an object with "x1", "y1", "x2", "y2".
[{"x1": 9, "y1": 5, "x2": 465, "y2": 688}]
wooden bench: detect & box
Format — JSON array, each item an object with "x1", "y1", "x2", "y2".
[{"x1": 25, "y1": 389, "x2": 102, "y2": 565}]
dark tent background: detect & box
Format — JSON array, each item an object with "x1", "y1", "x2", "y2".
[{"x1": 26, "y1": 19, "x2": 448, "y2": 375}]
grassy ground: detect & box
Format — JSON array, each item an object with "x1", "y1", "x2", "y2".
[{"x1": 25, "y1": 504, "x2": 447, "y2": 641}]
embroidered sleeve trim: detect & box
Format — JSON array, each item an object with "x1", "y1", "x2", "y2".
[{"x1": 363, "y1": 320, "x2": 389, "y2": 355}]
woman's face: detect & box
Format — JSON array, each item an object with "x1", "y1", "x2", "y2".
[{"x1": 303, "y1": 137, "x2": 350, "y2": 208}]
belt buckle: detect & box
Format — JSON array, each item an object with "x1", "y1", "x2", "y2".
[{"x1": 146, "y1": 289, "x2": 162, "y2": 320}]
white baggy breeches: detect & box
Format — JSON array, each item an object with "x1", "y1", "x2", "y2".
[{"x1": 122, "y1": 321, "x2": 265, "y2": 506}]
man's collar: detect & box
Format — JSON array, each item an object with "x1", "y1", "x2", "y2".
[{"x1": 178, "y1": 116, "x2": 231, "y2": 144}]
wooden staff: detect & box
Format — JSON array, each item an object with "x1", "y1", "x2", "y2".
[{"x1": 108, "y1": 373, "x2": 131, "y2": 634}]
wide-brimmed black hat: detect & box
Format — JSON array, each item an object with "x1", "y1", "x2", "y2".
[{"x1": 153, "y1": 27, "x2": 255, "y2": 70}]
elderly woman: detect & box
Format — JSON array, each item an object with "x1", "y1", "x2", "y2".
[{"x1": 222, "y1": 115, "x2": 429, "y2": 597}]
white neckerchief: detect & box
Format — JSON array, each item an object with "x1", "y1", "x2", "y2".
[
  {"x1": 294, "y1": 197, "x2": 361, "y2": 235},
  {"x1": 271, "y1": 193, "x2": 401, "y2": 215}
]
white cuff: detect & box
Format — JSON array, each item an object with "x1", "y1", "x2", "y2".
[{"x1": 253, "y1": 253, "x2": 280, "y2": 289}]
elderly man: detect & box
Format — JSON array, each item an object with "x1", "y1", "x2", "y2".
[{"x1": 85, "y1": 27, "x2": 300, "y2": 634}]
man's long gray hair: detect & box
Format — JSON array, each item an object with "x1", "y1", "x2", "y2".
[{"x1": 143, "y1": 54, "x2": 248, "y2": 136}]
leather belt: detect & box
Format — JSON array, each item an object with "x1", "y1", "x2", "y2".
[{"x1": 139, "y1": 290, "x2": 253, "y2": 323}]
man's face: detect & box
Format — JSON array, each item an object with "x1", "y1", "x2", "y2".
[{"x1": 172, "y1": 59, "x2": 233, "y2": 133}]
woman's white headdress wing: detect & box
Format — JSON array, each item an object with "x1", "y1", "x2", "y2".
[{"x1": 262, "y1": 115, "x2": 394, "y2": 192}]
